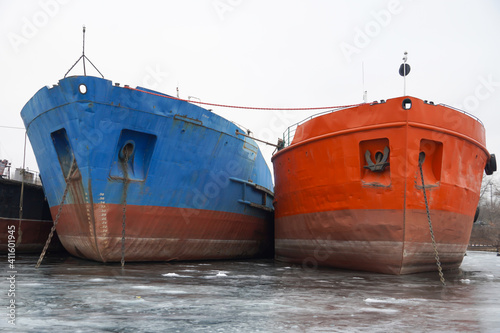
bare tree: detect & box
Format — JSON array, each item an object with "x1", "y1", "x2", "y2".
[{"x1": 470, "y1": 175, "x2": 500, "y2": 251}]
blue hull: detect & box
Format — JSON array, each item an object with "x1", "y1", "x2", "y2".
[{"x1": 21, "y1": 76, "x2": 274, "y2": 262}]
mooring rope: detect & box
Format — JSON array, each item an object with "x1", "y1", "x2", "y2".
[
  {"x1": 124, "y1": 86, "x2": 365, "y2": 111},
  {"x1": 418, "y1": 152, "x2": 446, "y2": 286},
  {"x1": 16, "y1": 132, "x2": 28, "y2": 246},
  {"x1": 0, "y1": 125, "x2": 24, "y2": 130}
]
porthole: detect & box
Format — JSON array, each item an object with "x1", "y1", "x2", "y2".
[
  {"x1": 402, "y1": 98, "x2": 412, "y2": 110},
  {"x1": 79, "y1": 84, "x2": 87, "y2": 94}
]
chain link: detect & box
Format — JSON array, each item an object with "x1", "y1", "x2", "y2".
[
  {"x1": 120, "y1": 149, "x2": 130, "y2": 267},
  {"x1": 36, "y1": 161, "x2": 76, "y2": 268},
  {"x1": 418, "y1": 156, "x2": 446, "y2": 286},
  {"x1": 121, "y1": 190, "x2": 127, "y2": 267}
]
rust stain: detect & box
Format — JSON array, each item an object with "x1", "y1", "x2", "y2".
[{"x1": 53, "y1": 204, "x2": 272, "y2": 262}]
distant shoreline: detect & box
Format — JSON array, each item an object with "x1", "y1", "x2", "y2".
[{"x1": 467, "y1": 245, "x2": 499, "y2": 252}]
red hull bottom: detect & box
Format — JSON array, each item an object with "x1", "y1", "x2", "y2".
[
  {"x1": 275, "y1": 209, "x2": 472, "y2": 275},
  {"x1": 0, "y1": 217, "x2": 63, "y2": 253},
  {"x1": 53, "y1": 204, "x2": 273, "y2": 263}
]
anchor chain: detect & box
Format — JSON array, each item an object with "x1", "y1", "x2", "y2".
[
  {"x1": 121, "y1": 187, "x2": 128, "y2": 267},
  {"x1": 36, "y1": 161, "x2": 76, "y2": 268},
  {"x1": 120, "y1": 148, "x2": 130, "y2": 267},
  {"x1": 418, "y1": 153, "x2": 445, "y2": 286}
]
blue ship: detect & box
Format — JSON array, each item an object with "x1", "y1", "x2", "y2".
[{"x1": 21, "y1": 75, "x2": 274, "y2": 262}]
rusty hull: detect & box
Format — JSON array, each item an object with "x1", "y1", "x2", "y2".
[{"x1": 52, "y1": 203, "x2": 273, "y2": 262}]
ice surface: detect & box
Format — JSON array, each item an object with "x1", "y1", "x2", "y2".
[{"x1": 1, "y1": 251, "x2": 499, "y2": 332}]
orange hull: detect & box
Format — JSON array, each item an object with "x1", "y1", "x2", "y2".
[{"x1": 272, "y1": 97, "x2": 493, "y2": 274}]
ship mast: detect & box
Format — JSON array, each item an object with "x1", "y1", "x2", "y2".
[
  {"x1": 399, "y1": 51, "x2": 410, "y2": 96},
  {"x1": 362, "y1": 61, "x2": 367, "y2": 103},
  {"x1": 64, "y1": 25, "x2": 104, "y2": 78},
  {"x1": 82, "y1": 25, "x2": 86, "y2": 76}
]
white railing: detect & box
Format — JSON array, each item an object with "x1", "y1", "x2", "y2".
[
  {"x1": 281, "y1": 106, "x2": 355, "y2": 147},
  {"x1": 281, "y1": 102, "x2": 485, "y2": 148}
]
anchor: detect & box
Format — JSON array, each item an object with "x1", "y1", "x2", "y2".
[{"x1": 364, "y1": 146, "x2": 390, "y2": 172}]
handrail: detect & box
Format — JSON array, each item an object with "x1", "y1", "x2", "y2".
[
  {"x1": 438, "y1": 104, "x2": 483, "y2": 125},
  {"x1": 281, "y1": 106, "x2": 356, "y2": 147},
  {"x1": 280, "y1": 102, "x2": 485, "y2": 148}
]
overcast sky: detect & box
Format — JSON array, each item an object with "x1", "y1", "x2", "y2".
[{"x1": 1, "y1": 0, "x2": 500, "y2": 183}]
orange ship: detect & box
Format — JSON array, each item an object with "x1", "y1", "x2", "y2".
[{"x1": 272, "y1": 96, "x2": 496, "y2": 275}]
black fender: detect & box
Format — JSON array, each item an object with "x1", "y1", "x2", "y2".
[
  {"x1": 474, "y1": 207, "x2": 480, "y2": 223},
  {"x1": 485, "y1": 154, "x2": 497, "y2": 175}
]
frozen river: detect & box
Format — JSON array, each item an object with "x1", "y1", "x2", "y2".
[{"x1": 2, "y1": 251, "x2": 499, "y2": 332}]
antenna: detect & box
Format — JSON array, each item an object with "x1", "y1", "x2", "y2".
[
  {"x1": 64, "y1": 25, "x2": 104, "y2": 78},
  {"x1": 362, "y1": 62, "x2": 367, "y2": 103}
]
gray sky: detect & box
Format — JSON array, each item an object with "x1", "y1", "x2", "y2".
[{"x1": 1, "y1": 0, "x2": 500, "y2": 182}]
